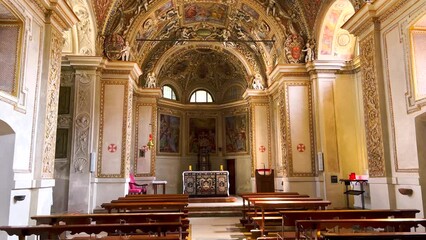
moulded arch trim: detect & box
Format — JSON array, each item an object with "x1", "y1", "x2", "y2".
[{"x1": 317, "y1": 0, "x2": 356, "y2": 61}]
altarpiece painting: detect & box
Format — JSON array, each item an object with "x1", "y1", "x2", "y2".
[
  {"x1": 158, "y1": 114, "x2": 180, "y2": 154},
  {"x1": 224, "y1": 114, "x2": 248, "y2": 154},
  {"x1": 188, "y1": 117, "x2": 216, "y2": 154}
]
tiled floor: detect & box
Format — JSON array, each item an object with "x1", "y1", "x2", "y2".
[{"x1": 188, "y1": 217, "x2": 249, "y2": 240}]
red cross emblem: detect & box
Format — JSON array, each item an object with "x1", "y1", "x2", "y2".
[
  {"x1": 259, "y1": 145, "x2": 266, "y2": 152},
  {"x1": 296, "y1": 143, "x2": 305, "y2": 152},
  {"x1": 108, "y1": 144, "x2": 117, "y2": 153}
]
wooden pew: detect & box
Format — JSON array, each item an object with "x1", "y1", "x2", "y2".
[
  {"x1": 112, "y1": 198, "x2": 188, "y2": 203},
  {"x1": 246, "y1": 197, "x2": 323, "y2": 227},
  {"x1": 295, "y1": 218, "x2": 426, "y2": 239},
  {"x1": 101, "y1": 201, "x2": 188, "y2": 213},
  {"x1": 240, "y1": 194, "x2": 309, "y2": 223},
  {"x1": 275, "y1": 209, "x2": 420, "y2": 239},
  {"x1": 320, "y1": 232, "x2": 426, "y2": 240},
  {"x1": 32, "y1": 212, "x2": 187, "y2": 225},
  {"x1": 0, "y1": 222, "x2": 183, "y2": 240},
  {"x1": 32, "y1": 212, "x2": 189, "y2": 238},
  {"x1": 251, "y1": 200, "x2": 332, "y2": 236},
  {"x1": 124, "y1": 194, "x2": 189, "y2": 198}
]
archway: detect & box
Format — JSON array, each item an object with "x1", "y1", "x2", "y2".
[{"x1": 0, "y1": 120, "x2": 15, "y2": 230}]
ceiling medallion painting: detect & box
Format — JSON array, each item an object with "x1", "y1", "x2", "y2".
[{"x1": 183, "y1": 2, "x2": 228, "y2": 25}]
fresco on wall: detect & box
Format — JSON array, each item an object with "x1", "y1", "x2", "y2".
[
  {"x1": 183, "y1": 3, "x2": 228, "y2": 25},
  {"x1": 159, "y1": 114, "x2": 180, "y2": 154},
  {"x1": 224, "y1": 114, "x2": 248, "y2": 154},
  {"x1": 188, "y1": 118, "x2": 217, "y2": 154}
]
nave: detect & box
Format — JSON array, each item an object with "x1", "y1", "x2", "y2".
[{"x1": 1, "y1": 192, "x2": 426, "y2": 240}]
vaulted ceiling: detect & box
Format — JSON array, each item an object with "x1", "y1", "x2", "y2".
[{"x1": 87, "y1": 0, "x2": 363, "y2": 103}]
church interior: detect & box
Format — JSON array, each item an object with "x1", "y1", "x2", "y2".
[{"x1": 1, "y1": 0, "x2": 426, "y2": 239}]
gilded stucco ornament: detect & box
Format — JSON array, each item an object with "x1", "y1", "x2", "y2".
[
  {"x1": 42, "y1": 29, "x2": 63, "y2": 178},
  {"x1": 360, "y1": 33, "x2": 386, "y2": 177}
]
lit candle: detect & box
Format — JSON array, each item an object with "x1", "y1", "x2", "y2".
[
  {"x1": 220, "y1": 165, "x2": 223, "y2": 171},
  {"x1": 189, "y1": 165, "x2": 192, "y2": 171}
]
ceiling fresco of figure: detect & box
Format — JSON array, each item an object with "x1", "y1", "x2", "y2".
[{"x1": 87, "y1": 0, "x2": 364, "y2": 102}]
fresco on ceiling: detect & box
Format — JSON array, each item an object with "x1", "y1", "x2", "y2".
[
  {"x1": 155, "y1": 0, "x2": 174, "y2": 17},
  {"x1": 241, "y1": 3, "x2": 259, "y2": 20},
  {"x1": 183, "y1": 3, "x2": 228, "y2": 25},
  {"x1": 93, "y1": 0, "x2": 112, "y2": 29},
  {"x1": 320, "y1": 8, "x2": 341, "y2": 56},
  {"x1": 300, "y1": 0, "x2": 322, "y2": 30}
]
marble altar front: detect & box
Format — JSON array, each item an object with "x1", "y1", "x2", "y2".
[{"x1": 182, "y1": 171, "x2": 229, "y2": 197}]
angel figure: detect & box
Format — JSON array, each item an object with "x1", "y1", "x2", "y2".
[
  {"x1": 121, "y1": 41, "x2": 131, "y2": 61},
  {"x1": 145, "y1": 72, "x2": 157, "y2": 88},
  {"x1": 252, "y1": 74, "x2": 264, "y2": 90}
]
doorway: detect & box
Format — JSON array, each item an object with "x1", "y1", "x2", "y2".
[
  {"x1": 0, "y1": 120, "x2": 15, "y2": 227},
  {"x1": 226, "y1": 159, "x2": 236, "y2": 195}
]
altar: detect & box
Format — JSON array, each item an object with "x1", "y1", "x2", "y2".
[{"x1": 182, "y1": 171, "x2": 229, "y2": 197}]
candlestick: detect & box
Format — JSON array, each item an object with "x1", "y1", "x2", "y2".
[
  {"x1": 189, "y1": 165, "x2": 192, "y2": 171},
  {"x1": 220, "y1": 165, "x2": 224, "y2": 171}
]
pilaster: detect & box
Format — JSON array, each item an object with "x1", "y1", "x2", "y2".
[{"x1": 243, "y1": 90, "x2": 271, "y2": 179}]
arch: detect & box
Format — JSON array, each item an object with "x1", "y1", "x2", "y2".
[
  {"x1": 161, "y1": 84, "x2": 178, "y2": 101},
  {"x1": 0, "y1": 120, "x2": 15, "y2": 227},
  {"x1": 415, "y1": 112, "x2": 426, "y2": 212},
  {"x1": 317, "y1": 0, "x2": 356, "y2": 61},
  {"x1": 189, "y1": 89, "x2": 214, "y2": 103},
  {"x1": 63, "y1": 0, "x2": 96, "y2": 55}
]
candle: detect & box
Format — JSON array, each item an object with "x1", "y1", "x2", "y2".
[
  {"x1": 189, "y1": 165, "x2": 192, "y2": 171},
  {"x1": 220, "y1": 165, "x2": 223, "y2": 171}
]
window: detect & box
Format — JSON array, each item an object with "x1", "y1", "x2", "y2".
[
  {"x1": 190, "y1": 90, "x2": 213, "y2": 103},
  {"x1": 162, "y1": 85, "x2": 177, "y2": 100}
]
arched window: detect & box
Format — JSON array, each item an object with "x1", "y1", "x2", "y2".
[
  {"x1": 162, "y1": 85, "x2": 177, "y2": 100},
  {"x1": 190, "y1": 89, "x2": 213, "y2": 103}
]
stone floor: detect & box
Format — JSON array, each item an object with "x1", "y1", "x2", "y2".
[
  {"x1": 187, "y1": 197, "x2": 255, "y2": 240},
  {"x1": 188, "y1": 217, "x2": 249, "y2": 240}
]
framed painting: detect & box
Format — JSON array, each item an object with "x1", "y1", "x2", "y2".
[
  {"x1": 224, "y1": 114, "x2": 248, "y2": 154},
  {"x1": 158, "y1": 113, "x2": 181, "y2": 154},
  {"x1": 188, "y1": 117, "x2": 217, "y2": 154}
]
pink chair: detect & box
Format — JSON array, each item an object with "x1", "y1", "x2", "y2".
[{"x1": 128, "y1": 173, "x2": 147, "y2": 195}]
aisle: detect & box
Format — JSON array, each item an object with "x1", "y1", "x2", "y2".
[{"x1": 188, "y1": 217, "x2": 249, "y2": 240}]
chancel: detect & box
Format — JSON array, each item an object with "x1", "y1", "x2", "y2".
[{"x1": 1, "y1": 0, "x2": 426, "y2": 239}]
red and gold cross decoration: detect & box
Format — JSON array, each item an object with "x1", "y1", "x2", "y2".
[
  {"x1": 296, "y1": 143, "x2": 305, "y2": 152},
  {"x1": 108, "y1": 143, "x2": 117, "y2": 153},
  {"x1": 259, "y1": 145, "x2": 266, "y2": 152}
]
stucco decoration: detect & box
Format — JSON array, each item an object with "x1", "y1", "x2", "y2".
[
  {"x1": 279, "y1": 85, "x2": 289, "y2": 177},
  {"x1": 68, "y1": 0, "x2": 96, "y2": 55},
  {"x1": 360, "y1": 33, "x2": 386, "y2": 177},
  {"x1": 157, "y1": 47, "x2": 250, "y2": 103},
  {"x1": 42, "y1": 29, "x2": 63, "y2": 178},
  {"x1": 284, "y1": 33, "x2": 304, "y2": 63},
  {"x1": 71, "y1": 72, "x2": 93, "y2": 174}
]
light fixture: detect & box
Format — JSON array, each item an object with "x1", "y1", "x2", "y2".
[{"x1": 147, "y1": 134, "x2": 154, "y2": 150}]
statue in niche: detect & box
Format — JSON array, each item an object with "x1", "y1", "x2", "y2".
[
  {"x1": 252, "y1": 73, "x2": 264, "y2": 90},
  {"x1": 145, "y1": 72, "x2": 157, "y2": 88}
]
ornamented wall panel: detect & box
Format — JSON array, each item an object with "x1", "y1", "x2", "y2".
[
  {"x1": 98, "y1": 82, "x2": 126, "y2": 177},
  {"x1": 134, "y1": 103, "x2": 156, "y2": 176},
  {"x1": 286, "y1": 82, "x2": 315, "y2": 177},
  {"x1": 0, "y1": 24, "x2": 22, "y2": 97},
  {"x1": 252, "y1": 103, "x2": 271, "y2": 171}
]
